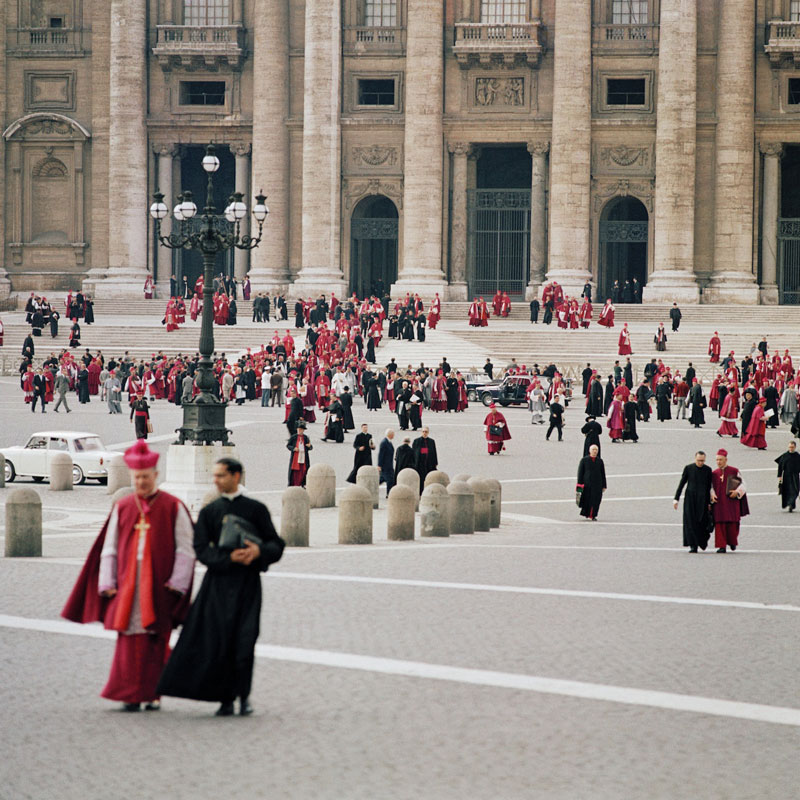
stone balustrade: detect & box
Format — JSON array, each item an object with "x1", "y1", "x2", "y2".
[{"x1": 453, "y1": 22, "x2": 542, "y2": 68}]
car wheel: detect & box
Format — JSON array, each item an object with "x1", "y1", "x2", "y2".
[
  {"x1": 481, "y1": 393, "x2": 493, "y2": 407},
  {"x1": 467, "y1": 390, "x2": 477, "y2": 403},
  {"x1": 4, "y1": 460, "x2": 15, "y2": 483},
  {"x1": 72, "y1": 465, "x2": 85, "y2": 486},
  {"x1": 32, "y1": 476, "x2": 45, "y2": 483}
]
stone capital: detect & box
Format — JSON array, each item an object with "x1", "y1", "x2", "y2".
[
  {"x1": 153, "y1": 143, "x2": 178, "y2": 158},
  {"x1": 759, "y1": 141, "x2": 783, "y2": 158},
  {"x1": 448, "y1": 141, "x2": 472, "y2": 157},
  {"x1": 231, "y1": 142, "x2": 252, "y2": 157},
  {"x1": 527, "y1": 140, "x2": 550, "y2": 157}
]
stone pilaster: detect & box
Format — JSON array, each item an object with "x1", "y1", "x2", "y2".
[
  {"x1": 95, "y1": 0, "x2": 149, "y2": 297},
  {"x1": 545, "y1": 0, "x2": 591, "y2": 296},
  {"x1": 448, "y1": 142, "x2": 470, "y2": 301},
  {"x1": 760, "y1": 142, "x2": 782, "y2": 305},
  {"x1": 292, "y1": 0, "x2": 346, "y2": 297},
  {"x1": 0, "y1": 0, "x2": 9, "y2": 297},
  {"x1": 395, "y1": 0, "x2": 447, "y2": 298},
  {"x1": 527, "y1": 140, "x2": 549, "y2": 300},
  {"x1": 644, "y1": 0, "x2": 699, "y2": 303},
  {"x1": 249, "y1": 0, "x2": 290, "y2": 292},
  {"x1": 233, "y1": 143, "x2": 251, "y2": 280},
  {"x1": 155, "y1": 145, "x2": 176, "y2": 288}
]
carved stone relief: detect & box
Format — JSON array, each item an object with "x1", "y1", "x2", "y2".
[
  {"x1": 593, "y1": 143, "x2": 654, "y2": 176},
  {"x1": 474, "y1": 77, "x2": 524, "y2": 108},
  {"x1": 344, "y1": 178, "x2": 403, "y2": 210},
  {"x1": 592, "y1": 179, "x2": 655, "y2": 213}
]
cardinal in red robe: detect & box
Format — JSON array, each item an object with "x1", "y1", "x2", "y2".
[
  {"x1": 618, "y1": 324, "x2": 632, "y2": 356},
  {"x1": 710, "y1": 449, "x2": 749, "y2": 552},
  {"x1": 484, "y1": 403, "x2": 511, "y2": 454},
  {"x1": 708, "y1": 332, "x2": 721, "y2": 363}
]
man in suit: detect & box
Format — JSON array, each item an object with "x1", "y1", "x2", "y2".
[
  {"x1": 53, "y1": 368, "x2": 71, "y2": 413},
  {"x1": 378, "y1": 429, "x2": 395, "y2": 496},
  {"x1": 32, "y1": 367, "x2": 48, "y2": 413}
]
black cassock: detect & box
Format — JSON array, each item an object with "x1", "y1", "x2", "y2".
[
  {"x1": 394, "y1": 443, "x2": 416, "y2": 475},
  {"x1": 689, "y1": 386, "x2": 706, "y2": 426},
  {"x1": 580, "y1": 420, "x2": 602, "y2": 457},
  {"x1": 77, "y1": 368, "x2": 90, "y2": 403},
  {"x1": 576, "y1": 455, "x2": 606, "y2": 519},
  {"x1": 776, "y1": 450, "x2": 800, "y2": 510},
  {"x1": 324, "y1": 400, "x2": 345, "y2": 442},
  {"x1": 674, "y1": 463, "x2": 713, "y2": 550},
  {"x1": 412, "y1": 436, "x2": 438, "y2": 491},
  {"x1": 622, "y1": 401, "x2": 639, "y2": 442},
  {"x1": 339, "y1": 391, "x2": 355, "y2": 430},
  {"x1": 656, "y1": 383, "x2": 672, "y2": 421},
  {"x1": 157, "y1": 495, "x2": 285, "y2": 704},
  {"x1": 347, "y1": 432, "x2": 374, "y2": 482},
  {"x1": 586, "y1": 380, "x2": 604, "y2": 417}
]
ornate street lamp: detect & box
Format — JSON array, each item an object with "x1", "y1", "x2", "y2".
[{"x1": 150, "y1": 143, "x2": 269, "y2": 445}]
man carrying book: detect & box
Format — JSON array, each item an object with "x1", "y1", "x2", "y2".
[{"x1": 710, "y1": 449, "x2": 749, "y2": 553}]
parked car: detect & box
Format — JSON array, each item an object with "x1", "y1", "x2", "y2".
[
  {"x1": 476, "y1": 375, "x2": 573, "y2": 407},
  {"x1": 1, "y1": 431, "x2": 121, "y2": 486}
]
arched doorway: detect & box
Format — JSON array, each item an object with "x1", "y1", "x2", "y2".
[
  {"x1": 350, "y1": 195, "x2": 398, "y2": 297},
  {"x1": 598, "y1": 196, "x2": 648, "y2": 301}
]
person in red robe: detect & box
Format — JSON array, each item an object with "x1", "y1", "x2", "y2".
[
  {"x1": 606, "y1": 397, "x2": 625, "y2": 442},
  {"x1": 478, "y1": 298, "x2": 489, "y2": 326},
  {"x1": 21, "y1": 366, "x2": 34, "y2": 404},
  {"x1": 741, "y1": 398, "x2": 768, "y2": 450},
  {"x1": 287, "y1": 420, "x2": 312, "y2": 486},
  {"x1": 579, "y1": 299, "x2": 592, "y2": 328},
  {"x1": 484, "y1": 403, "x2": 511, "y2": 454},
  {"x1": 431, "y1": 371, "x2": 448, "y2": 412},
  {"x1": 189, "y1": 293, "x2": 201, "y2": 321},
  {"x1": 143, "y1": 275, "x2": 154, "y2": 299},
  {"x1": 61, "y1": 440, "x2": 195, "y2": 710},
  {"x1": 717, "y1": 386, "x2": 739, "y2": 438},
  {"x1": 468, "y1": 299, "x2": 480, "y2": 327},
  {"x1": 710, "y1": 449, "x2": 749, "y2": 553},
  {"x1": 499, "y1": 292, "x2": 511, "y2": 317},
  {"x1": 708, "y1": 332, "x2": 721, "y2": 363},
  {"x1": 87, "y1": 359, "x2": 102, "y2": 396},
  {"x1": 618, "y1": 324, "x2": 632, "y2": 356},
  {"x1": 428, "y1": 293, "x2": 441, "y2": 329},
  {"x1": 491, "y1": 290, "x2": 502, "y2": 316},
  {"x1": 598, "y1": 299, "x2": 615, "y2": 328}
]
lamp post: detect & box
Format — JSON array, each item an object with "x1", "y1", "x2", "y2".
[{"x1": 150, "y1": 143, "x2": 268, "y2": 445}]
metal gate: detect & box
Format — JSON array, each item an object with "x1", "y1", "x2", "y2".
[
  {"x1": 350, "y1": 217, "x2": 398, "y2": 297},
  {"x1": 467, "y1": 189, "x2": 530, "y2": 298},
  {"x1": 778, "y1": 218, "x2": 800, "y2": 304}
]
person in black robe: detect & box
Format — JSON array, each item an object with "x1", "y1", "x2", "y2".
[
  {"x1": 365, "y1": 375, "x2": 382, "y2": 410},
  {"x1": 31, "y1": 308, "x2": 43, "y2": 336},
  {"x1": 84, "y1": 298, "x2": 95, "y2": 325},
  {"x1": 157, "y1": 458, "x2": 284, "y2": 716},
  {"x1": 377, "y1": 430, "x2": 395, "y2": 495},
  {"x1": 581, "y1": 365, "x2": 593, "y2": 396},
  {"x1": 656, "y1": 378, "x2": 672, "y2": 421},
  {"x1": 670, "y1": 303, "x2": 682, "y2": 332},
  {"x1": 576, "y1": 446, "x2": 606, "y2": 520},
  {"x1": 636, "y1": 381, "x2": 651, "y2": 422},
  {"x1": 763, "y1": 381, "x2": 780, "y2": 428},
  {"x1": 403, "y1": 316, "x2": 415, "y2": 341},
  {"x1": 22, "y1": 333, "x2": 35, "y2": 359},
  {"x1": 366, "y1": 335, "x2": 376, "y2": 364},
  {"x1": 622, "y1": 281, "x2": 633, "y2": 303},
  {"x1": 77, "y1": 367, "x2": 90, "y2": 404},
  {"x1": 586, "y1": 377, "x2": 604, "y2": 417},
  {"x1": 412, "y1": 428, "x2": 438, "y2": 491},
  {"x1": 69, "y1": 321, "x2": 81, "y2": 348},
  {"x1": 673, "y1": 452, "x2": 713, "y2": 552},
  {"x1": 542, "y1": 299, "x2": 553, "y2": 325},
  {"x1": 416, "y1": 316, "x2": 426, "y2": 342},
  {"x1": 446, "y1": 375, "x2": 459, "y2": 412},
  {"x1": 339, "y1": 387, "x2": 355, "y2": 431},
  {"x1": 623, "y1": 360, "x2": 633, "y2": 390},
  {"x1": 622, "y1": 400, "x2": 639, "y2": 442},
  {"x1": 388, "y1": 315, "x2": 398, "y2": 338},
  {"x1": 688, "y1": 381, "x2": 706, "y2": 428},
  {"x1": 529, "y1": 299, "x2": 539, "y2": 323},
  {"x1": 581, "y1": 416, "x2": 602, "y2": 457},
  {"x1": 227, "y1": 299, "x2": 237, "y2": 325},
  {"x1": 408, "y1": 390, "x2": 422, "y2": 430},
  {"x1": 603, "y1": 376, "x2": 614, "y2": 415},
  {"x1": 740, "y1": 388, "x2": 758, "y2": 436},
  {"x1": 49, "y1": 310, "x2": 60, "y2": 338},
  {"x1": 396, "y1": 383, "x2": 411, "y2": 430},
  {"x1": 776, "y1": 441, "x2": 800, "y2": 512},
  {"x1": 323, "y1": 398, "x2": 345, "y2": 442},
  {"x1": 285, "y1": 394, "x2": 304, "y2": 435},
  {"x1": 347, "y1": 424, "x2": 375, "y2": 482},
  {"x1": 394, "y1": 438, "x2": 415, "y2": 475},
  {"x1": 244, "y1": 368, "x2": 256, "y2": 401},
  {"x1": 294, "y1": 300, "x2": 305, "y2": 328}
]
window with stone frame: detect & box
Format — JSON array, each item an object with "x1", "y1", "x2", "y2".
[
  {"x1": 791, "y1": 1, "x2": 800, "y2": 22},
  {"x1": 788, "y1": 78, "x2": 800, "y2": 105},
  {"x1": 363, "y1": 0, "x2": 397, "y2": 26},
  {"x1": 480, "y1": 0, "x2": 527, "y2": 24},
  {"x1": 183, "y1": 0, "x2": 230, "y2": 25},
  {"x1": 611, "y1": 0, "x2": 648, "y2": 24}
]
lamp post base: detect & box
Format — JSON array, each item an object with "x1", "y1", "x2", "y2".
[{"x1": 159, "y1": 443, "x2": 238, "y2": 516}]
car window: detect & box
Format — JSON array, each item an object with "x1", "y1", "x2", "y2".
[
  {"x1": 74, "y1": 437, "x2": 103, "y2": 452},
  {"x1": 25, "y1": 436, "x2": 47, "y2": 450},
  {"x1": 49, "y1": 438, "x2": 69, "y2": 451}
]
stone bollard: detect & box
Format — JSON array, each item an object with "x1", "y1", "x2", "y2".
[
  {"x1": 452, "y1": 473, "x2": 471, "y2": 484},
  {"x1": 111, "y1": 487, "x2": 134, "y2": 507},
  {"x1": 49, "y1": 452, "x2": 73, "y2": 492},
  {"x1": 468, "y1": 477, "x2": 492, "y2": 532},
  {"x1": 420, "y1": 483, "x2": 449, "y2": 537},
  {"x1": 356, "y1": 465, "x2": 380, "y2": 510},
  {"x1": 282, "y1": 486, "x2": 310, "y2": 547},
  {"x1": 105, "y1": 454, "x2": 131, "y2": 495},
  {"x1": 307, "y1": 463, "x2": 336, "y2": 508},
  {"x1": 4, "y1": 488, "x2": 42, "y2": 557},
  {"x1": 396, "y1": 468, "x2": 421, "y2": 511},
  {"x1": 338, "y1": 485, "x2": 373, "y2": 544},
  {"x1": 387, "y1": 484, "x2": 416, "y2": 541},
  {"x1": 447, "y1": 481, "x2": 475, "y2": 535},
  {"x1": 0, "y1": 453, "x2": 5, "y2": 489},
  {"x1": 486, "y1": 478, "x2": 502, "y2": 528},
  {"x1": 424, "y1": 470, "x2": 450, "y2": 489}
]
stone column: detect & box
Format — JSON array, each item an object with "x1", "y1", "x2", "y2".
[
  {"x1": 395, "y1": 0, "x2": 447, "y2": 297},
  {"x1": 448, "y1": 142, "x2": 470, "y2": 300},
  {"x1": 155, "y1": 145, "x2": 175, "y2": 288},
  {"x1": 250, "y1": 0, "x2": 290, "y2": 292},
  {"x1": 760, "y1": 142, "x2": 782, "y2": 305},
  {"x1": 233, "y1": 143, "x2": 251, "y2": 280},
  {"x1": 292, "y1": 0, "x2": 346, "y2": 297},
  {"x1": 527, "y1": 140, "x2": 549, "y2": 300},
  {"x1": 97, "y1": 0, "x2": 149, "y2": 297},
  {"x1": 0, "y1": 0, "x2": 9, "y2": 297},
  {"x1": 706, "y1": 0, "x2": 759, "y2": 304},
  {"x1": 546, "y1": 0, "x2": 592, "y2": 295},
  {"x1": 644, "y1": 0, "x2": 699, "y2": 303}
]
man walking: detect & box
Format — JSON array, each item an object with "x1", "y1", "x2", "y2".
[
  {"x1": 347, "y1": 423, "x2": 375, "y2": 483},
  {"x1": 104, "y1": 370, "x2": 123, "y2": 414},
  {"x1": 669, "y1": 302, "x2": 682, "y2": 332},
  {"x1": 674, "y1": 451, "x2": 713, "y2": 552},
  {"x1": 775, "y1": 440, "x2": 800, "y2": 512},
  {"x1": 576, "y1": 444, "x2": 606, "y2": 521},
  {"x1": 710, "y1": 449, "x2": 748, "y2": 553},
  {"x1": 378, "y1": 429, "x2": 395, "y2": 496},
  {"x1": 31, "y1": 367, "x2": 48, "y2": 413},
  {"x1": 412, "y1": 427, "x2": 439, "y2": 491},
  {"x1": 157, "y1": 457, "x2": 285, "y2": 716},
  {"x1": 53, "y1": 368, "x2": 71, "y2": 413},
  {"x1": 546, "y1": 393, "x2": 565, "y2": 441}
]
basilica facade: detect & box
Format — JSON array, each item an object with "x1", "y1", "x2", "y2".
[{"x1": 2, "y1": 1, "x2": 800, "y2": 303}]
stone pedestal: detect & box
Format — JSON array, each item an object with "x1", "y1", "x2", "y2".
[
  {"x1": 485, "y1": 477, "x2": 502, "y2": 528},
  {"x1": 356, "y1": 465, "x2": 380, "y2": 510},
  {"x1": 281, "y1": 486, "x2": 310, "y2": 547},
  {"x1": 158, "y1": 443, "x2": 237, "y2": 517},
  {"x1": 420, "y1": 483, "x2": 449, "y2": 537},
  {"x1": 396, "y1": 468, "x2": 421, "y2": 511},
  {"x1": 424, "y1": 470, "x2": 450, "y2": 489},
  {"x1": 49, "y1": 453, "x2": 73, "y2": 491},
  {"x1": 338, "y1": 485, "x2": 373, "y2": 544},
  {"x1": 307, "y1": 463, "x2": 336, "y2": 508},
  {"x1": 468, "y1": 477, "x2": 491, "y2": 532},
  {"x1": 106, "y1": 454, "x2": 131, "y2": 495},
  {"x1": 4, "y1": 488, "x2": 42, "y2": 557},
  {"x1": 387, "y1": 485, "x2": 416, "y2": 541},
  {"x1": 447, "y1": 481, "x2": 474, "y2": 535}
]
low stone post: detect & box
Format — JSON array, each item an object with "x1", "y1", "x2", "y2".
[
  {"x1": 0, "y1": 453, "x2": 5, "y2": 488},
  {"x1": 356, "y1": 465, "x2": 380, "y2": 509},
  {"x1": 338, "y1": 485, "x2": 373, "y2": 544},
  {"x1": 452, "y1": 473, "x2": 471, "y2": 484},
  {"x1": 447, "y1": 481, "x2": 474, "y2": 535},
  {"x1": 396, "y1": 467, "x2": 421, "y2": 510},
  {"x1": 282, "y1": 486, "x2": 310, "y2": 547},
  {"x1": 105, "y1": 454, "x2": 131, "y2": 495},
  {"x1": 49, "y1": 452, "x2": 73, "y2": 492},
  {"x1": 468, "y1": 477, "x2": 492, "y2": 532},
  {"x1": 4, "y1": 488, "x2": 42, "y2": 557},
  {"x1": 486, "y1": 478, "x2": 502, "y2": 528},
  {"x1": 111, "y1": 487, "x2": 134, "y2": 507},
  {"x1": 307, "y1": 463, "x2": 336, "y2": 508},
  {"x1": 387, "y1": 484, "x2": 416, "y2": 541},
  {"x1": 424, "y1": 470, "x2": 450, "y2": 489},
  {"x1": 420, "y1": 483, "x2": 449, "y2": 537}
]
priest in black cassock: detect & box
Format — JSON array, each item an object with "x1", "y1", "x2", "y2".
[
  {"x1": 776, "y1": 440, "x2": 800, "y2": 512},
  {"x1": 586, "y1": 375, "x2": 604, "y2": 417},
  {"x1": 673, "y1": 451, "x2": 714, "y2": 552},
  {"x1": 157, "y1": 458, "x2": 285, "y2": 716},
  {"x1": 395, "y1": 437, "x2": 415, "y2": 474},
  {"x1": 412, "y1": 427, "x2": 438, "y2": 491},
  {"x1": 576, "y1": 445, "x2": 606, "y2": 521},
  {"x1": 581, "y1": 416, "x2": 602, "y2": 457},
  {"x1": 347, "y1": 423, "x2": 375, "y2": 482}
]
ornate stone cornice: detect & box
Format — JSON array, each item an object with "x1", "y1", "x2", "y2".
[{"x1": 527, "y1": 140, "x2": 550, "y2": 157}]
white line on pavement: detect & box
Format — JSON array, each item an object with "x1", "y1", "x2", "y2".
[
  {"x1": 503, "y1": 491, "x2": 778, "y2": 505},
  {"x1": 500, "y1": 512, "x2": 800, "y2": 531},
  {"x1": 500, "y1": 467, "x2": 777, "y2": 484},
  {"x1": 0, "y1": 613, "x2": 797, "y2": 728}
]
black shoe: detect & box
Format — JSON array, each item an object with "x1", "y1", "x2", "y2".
[
  {"x1": 240, "y1": 699, "x2": 254, "y2": 716},
  {"x1": 689, "y1": 548, "x2": 698, "y2": 553},
  {"x1": 144, "y1": 701, "x2": 161, "y2": 711},
  {"x1": 215, "y1": 702, "x2": 235, "y2": 717},
  {"x1": 730, "y1": 545, "x2": 736, "y2": 552},
  {"x1": 732, "y1": 434, "x2": 738, "y2": 438},
  {"x1": 716, "y1": 547, "x2": 726, "y2": 553},
  {"x1": 122, "y1": 703, "x2": 141, "y2": 712}
]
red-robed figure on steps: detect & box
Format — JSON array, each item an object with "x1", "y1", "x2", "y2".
[
  {"x1": 618, "y1": 324, "x2": 632, "y2": 356},
  {"x1": 62, "y1": 440, "x2": 195, "y2": 711},
  {"x1": 598, "y1": 299, "x2": 615, "y2": 328},
  {"x1": 708, "y1": 332, "x2": 722, "y2": 363}
]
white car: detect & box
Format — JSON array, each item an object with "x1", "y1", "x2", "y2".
[{"x1": 1, "y1": 431, "x2": 121, "y2": 486}]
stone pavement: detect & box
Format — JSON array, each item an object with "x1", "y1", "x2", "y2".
[{"x1": 0, "y1": 379, "x2": 798, "y2": 799}]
